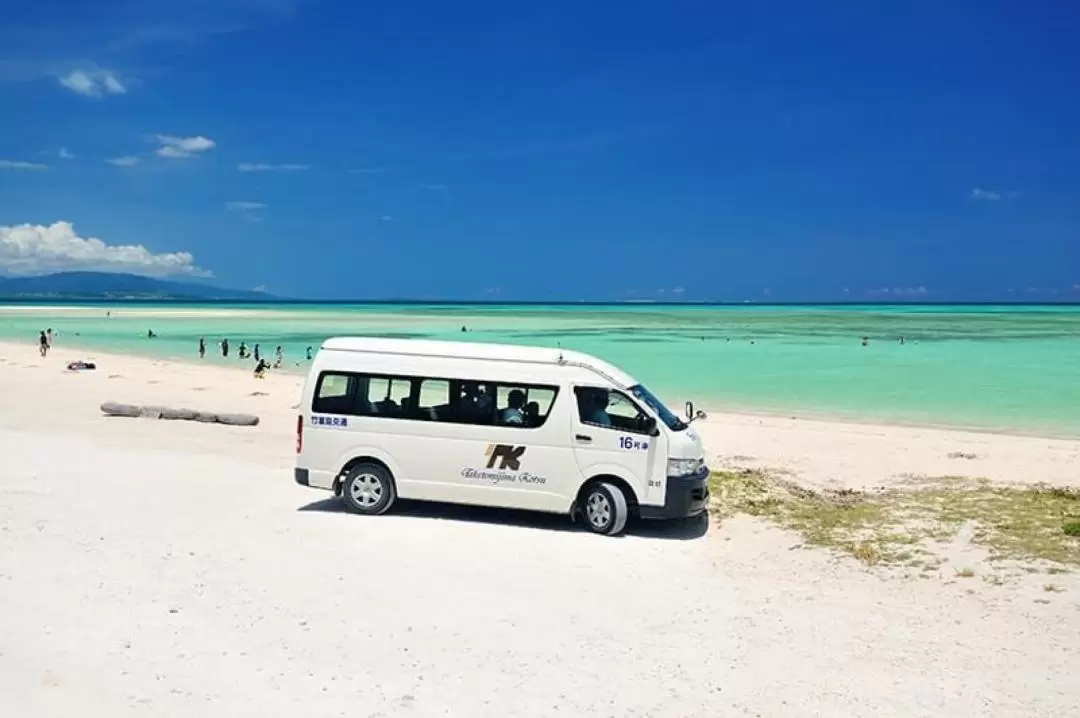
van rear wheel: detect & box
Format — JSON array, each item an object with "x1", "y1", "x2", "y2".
[
  {"x1": 341, "y1": 463, "x2": 396, "y2": 516},
  {"x1": 581, "y1": 482, "x2": 629, "y2": 536}
]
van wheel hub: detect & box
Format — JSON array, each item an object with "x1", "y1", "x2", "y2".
[
  {"x1": 349, "y1": 473, "x2": 383, "y2": 507},
  {"x1": 586, "y1": 493, "x2": 611, "y2": 528}
]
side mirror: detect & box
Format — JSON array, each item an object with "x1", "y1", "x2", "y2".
[{"x1": 643, "y1": 416, "x2": 659, "y2": 436}]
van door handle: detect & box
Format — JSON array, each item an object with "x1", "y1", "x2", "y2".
[{"x1": 575, "y1": 434, "x2": 592, "y2": 443}]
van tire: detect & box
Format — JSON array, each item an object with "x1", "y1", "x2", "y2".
[
  {"x1": 341, "y1": 463, "x2": 396, "y2": 516},
  {"x1": 581, "y1": 482, "x2": 629, "y2": 536}
]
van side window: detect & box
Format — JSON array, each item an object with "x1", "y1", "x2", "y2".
[
  {"x1": 575, "y1": 387, "x2": 649, "y2": 433},
  {"x1": 416, "y1": 379, "x2": 451, "y2": 420},
  {"x1": 367, "y1": 377, "x2": 411, "y2": 417},
  {"x1": 495, "y1": 385, "x2": 557, "y2": 427},
  {"x1": 458, "y1": 382, "x2": 497, "y2": 425},
  {"x1": 313, "y1": 372, "x2": 356, "y2": 414},
  {"x1": 312, "y1": 371, "x2": 558, "y2": 428}
]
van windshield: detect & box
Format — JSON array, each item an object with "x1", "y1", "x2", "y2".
[{"x1": 630, "y1": 384, "x2": 687, "y2": 431}]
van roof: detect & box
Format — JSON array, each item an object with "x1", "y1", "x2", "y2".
[{"x1": 319, "y1": 336, "x2": 637, "y2": 387}]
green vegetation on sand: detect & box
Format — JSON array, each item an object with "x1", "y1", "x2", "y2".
[{"x1": 709, "y1": 470, "x2": 1080, "y2": 569}]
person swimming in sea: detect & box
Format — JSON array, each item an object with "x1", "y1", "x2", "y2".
[
  {"x1": 306, "y1": 346, "x2": 313, "y2": 361},
  {"x1": 198, "y1": 337, "x2": 206, "y2": 358}
]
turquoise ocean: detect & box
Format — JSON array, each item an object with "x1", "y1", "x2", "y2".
[{"x1": 2, "y1": 303, "x2": 1078, "y2": 438}]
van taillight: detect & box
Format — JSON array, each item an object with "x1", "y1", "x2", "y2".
[{"x1": 296, "y1": 415, "x2": 303, "y2": 454}]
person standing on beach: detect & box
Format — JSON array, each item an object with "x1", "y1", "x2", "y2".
[
  {"x1": 46, "y1": 328, "x2": 53, "y2": 348},
  {"x1": 221, "y1": 338, "x2": 230, "y2": 358},
  {"x1": 198, "y1": 337, "x2": 206, "y2": 358},
  {"x1": 238, "y1": 341, "x2": 249, "y2": 359},
  {"x1": 39, "y1": 330, "x2": 49, "y2": 357},
  {"x1": 306, "y1": 346, "x2": 313, "y2": 361},
  {"x1": 254, "y1": 344, "x2": 261, "y2": 363},
  {"x1": 274, "y1": 345, "x2": 284, "y2": 368}
]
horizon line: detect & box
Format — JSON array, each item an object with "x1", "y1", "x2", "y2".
[{"x1": 2, "y1": 298, "x2": 1079, "y2": 308}]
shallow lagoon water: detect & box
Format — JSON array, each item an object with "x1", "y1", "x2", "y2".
[{"x1": 3, "y1": 303, "x2": 1078, "y2": 437}]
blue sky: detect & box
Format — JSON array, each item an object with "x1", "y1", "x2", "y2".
[{"x1": 1, "y1": 0, "x2": 1078, "y2": 301}]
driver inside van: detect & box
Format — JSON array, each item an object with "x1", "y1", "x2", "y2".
[{"x1": 581, "y1": 389, "x2": 612, "y2": 426}]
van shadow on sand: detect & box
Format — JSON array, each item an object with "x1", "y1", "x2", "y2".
[{"x1": 297, "y1": 497, "x2": 709, "y2": 540}]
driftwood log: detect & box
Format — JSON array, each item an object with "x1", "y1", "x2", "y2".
[{"x1": 101, "y1": 402, "x2": 259, "y2": 427}]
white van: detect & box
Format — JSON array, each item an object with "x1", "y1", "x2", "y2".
[{"x1": 294, "y1": 337, "x2": 709, "y2": 536}]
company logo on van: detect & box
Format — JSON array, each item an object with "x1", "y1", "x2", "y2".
[
  {"x1": 485, "y1": 443, "x2": 525, "y2": 470},
  {"x1": 461, "y1": 444, "x2": 546, "y2": 485}
]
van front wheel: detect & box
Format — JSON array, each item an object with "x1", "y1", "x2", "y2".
[
  {"x1": 581, "y1": 482, "x2": 629, "y2": 536},
  {"x1": 341, "y1": 463, "x2": 396, "y2": 516}
]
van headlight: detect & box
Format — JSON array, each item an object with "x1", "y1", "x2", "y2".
[{"x1": 667, "y1": 457, "x2": 704, "y2": 478}]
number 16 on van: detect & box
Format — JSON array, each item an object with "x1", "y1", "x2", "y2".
[{"x1": 619, "y1": 436, "x2": 649, "y2": 450}]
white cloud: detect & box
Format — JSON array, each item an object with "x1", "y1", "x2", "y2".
[
  {"x1": 253, "y1": 284, "x2": 267, "y2": 293},
  {"x1": 971, "y1": 188, "x2": 1024, "y2": 202},
  {"x1": 58, "y1": 68, "x2": 127, "y2": 97},
  {"x1": 155, "y1": 135, "x2": 216, "y2": 158},
  {"x1": 380, "y1": 215, "x2": 394, "y2": 222},
  {"x1": 102, "y1": 75, "x2": 126, "y2": 94},
  {"x1": 0, "y1": 160, "x2": 48, "y2": 170},
  {"x1": 106, "y1": 156, "x2": 141, "y2": 167},
  {"x1": 157, "y1": 146, "x2": 188, "y2": 158},
  {"x1": 0, "y1": 222, "x2": 209, "y2": 277},
  {"x1": 58, "y1": 148, "x2": 74, "y2": 160},
  {"x1": 348, "y1": 167, "x2": 383, "y2": 174},
  {"x1": 237, "y1": 162, "x2": 309, "y2": 172},
  {"x1": 226, "y1": 201, "x2": 267, "y2": 223},
  {"x1": 971, "y1": 188, "x2": 1002, "y2": 201},
  {"x1": 868, "y1": 286, "x2": 929, "y2": 297}
]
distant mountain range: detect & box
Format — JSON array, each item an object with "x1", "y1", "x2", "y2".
[{"x1": 0, "y1": 272, "x2": 272, "y2": 300}]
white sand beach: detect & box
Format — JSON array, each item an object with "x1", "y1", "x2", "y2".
[{"x1": 2, "y1": 339, "x2": 1078, "y2": 717}]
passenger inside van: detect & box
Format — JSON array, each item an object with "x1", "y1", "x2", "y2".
[
  {"x1": 524, "y1": 401, "x2": 540, "y2": 426},
  {"x1": 500, "y1": 389, "x2": 527, "y2": 425},
  {"x1": 375, "y1": 397, "x2": 399, "y2": 416},
  {"x1": 460, "y1": 382, "x2": 495, "y2": 424}
]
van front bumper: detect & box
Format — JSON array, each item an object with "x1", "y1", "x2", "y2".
[{"x1": 639, "y1": 469, "x2": 710, "y2": 520}]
